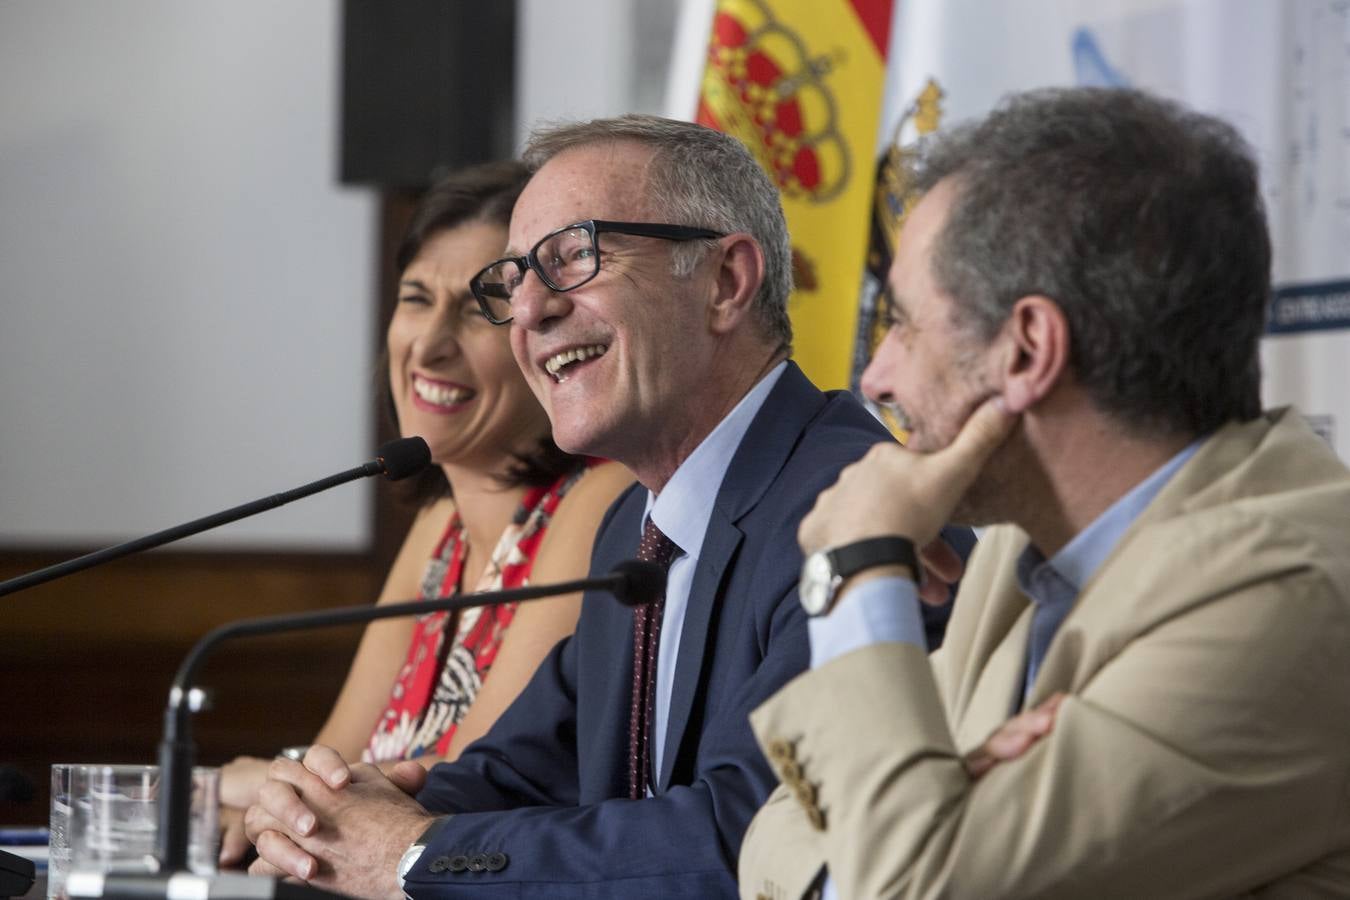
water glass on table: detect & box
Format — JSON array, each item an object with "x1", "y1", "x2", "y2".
[{"x1": 47, "y1": 764, "x2": 219, "y2": 900}]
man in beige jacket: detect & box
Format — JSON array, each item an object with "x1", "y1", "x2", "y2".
[{"x1": 739, "y1": 87, "x2": 1350, "y2": 898}]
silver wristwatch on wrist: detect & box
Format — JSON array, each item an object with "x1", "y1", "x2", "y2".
[
  {"x1": 397, "y1": 817, "x2": 452, "y2": 894},
  {"x1": 799, "y1": 535, "x2": 919, "y2": 616}
]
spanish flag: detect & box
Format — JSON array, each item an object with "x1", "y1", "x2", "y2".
[{"x1": 691, "y1": 0, "x2": 894, "y2": 391}]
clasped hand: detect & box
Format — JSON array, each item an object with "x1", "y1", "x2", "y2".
[{"x1": 243, "y1": 745, "x2": 433, "y2": 900}]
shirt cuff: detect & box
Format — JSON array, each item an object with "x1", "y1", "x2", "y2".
[{"x1": 808, "y1": 576, "x2": 926, "y2": 669}]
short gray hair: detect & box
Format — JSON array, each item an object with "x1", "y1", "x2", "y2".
[
  {"x1": 910, "y1": 87, "x2": 1269, "y2": 439},
  {"x1": 523, "y1": 114, "x2": 793, "y2": 351}
]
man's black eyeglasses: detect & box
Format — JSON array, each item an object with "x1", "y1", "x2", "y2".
[{"x1": 469, "y1": 219, "x2": 724, "y2": 325}]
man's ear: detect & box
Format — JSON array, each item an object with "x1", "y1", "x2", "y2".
[
  {"x1": 998, "y1": 295, "x2": 1069, "y2": 413},
  {"x1": 707, "y1": 234, "x2": 764, "y2": 334}
]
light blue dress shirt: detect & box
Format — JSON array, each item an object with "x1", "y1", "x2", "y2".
[
  {"x1": 813, "y1": 439, "x2": 1199, "y2": 900},
  {"x1": 642, "y1": 361, "x2": 787, "y2": 785}
]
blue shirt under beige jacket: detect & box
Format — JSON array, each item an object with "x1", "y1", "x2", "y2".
[{"x1": 811, "y1": 440, "x2": 1199, "y2": 900}]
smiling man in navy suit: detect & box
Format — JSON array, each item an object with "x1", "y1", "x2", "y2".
[{"x1": 244, "y1": 115, "x2": 922, "y2": 899}]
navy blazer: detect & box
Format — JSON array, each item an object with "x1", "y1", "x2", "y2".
[{"x1": 408, "y1": 363, "x2": 892, "y2": 898}]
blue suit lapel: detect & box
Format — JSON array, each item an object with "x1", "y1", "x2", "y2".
[
  {"x1": 657, "y1": 509, "x2": 742, "y2": 790},
  {"x1": 577, "y1": 487, "x2": 647, "y2": 800},
  {"x1": 656, "y1": 362, "x2": 826, "y2": 790}
]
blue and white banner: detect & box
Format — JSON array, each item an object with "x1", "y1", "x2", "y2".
[{"x1": 864, "y1": 0, "x2": 1350, "y2": 458}]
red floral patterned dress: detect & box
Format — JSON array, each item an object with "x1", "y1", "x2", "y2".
[{"x1": 363, "y1": 467, "x2": 589, "y2": 762}]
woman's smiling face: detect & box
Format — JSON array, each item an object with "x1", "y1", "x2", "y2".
[{"x1": 387, "y1": 221, "x2": 550, "y2": 473}]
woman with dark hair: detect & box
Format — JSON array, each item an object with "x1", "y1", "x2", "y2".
[{"x1": 217, "y1": 161, "x2": 632, "y2": 863}]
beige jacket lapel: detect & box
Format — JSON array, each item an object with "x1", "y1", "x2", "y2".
[
  {"x1": 933, "y1": 528, "x2": 1035, "y2": 749},
  {"x1": 1024, "y1": 411, "x2": 1283, "y2": 709}
]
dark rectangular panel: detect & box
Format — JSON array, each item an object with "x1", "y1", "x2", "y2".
[{"x1": 341, "y1": 0, "x2": 517, "y2": 188}]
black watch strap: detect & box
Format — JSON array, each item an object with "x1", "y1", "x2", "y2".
[
  {"x1": 416, "y1": 815, "x2": 453, "y2": 847},
  {"x1": 827, "y1": 536, "x2": 919, "y2": 582},
  {"x1": 399, "y1": 815, "x2": 454, "y2": 892}
]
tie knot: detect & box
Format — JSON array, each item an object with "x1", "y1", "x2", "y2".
[{"x1": 637, "y1": 517, "x2": 680, "y2": 569}]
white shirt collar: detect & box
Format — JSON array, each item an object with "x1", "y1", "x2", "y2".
[{"x1": 642, "y1": 361, "x2": 788, "y2": 558}]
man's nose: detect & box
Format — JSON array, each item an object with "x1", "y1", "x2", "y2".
[
  {"x1": 510, "y1": 269, "x2": 573, "y2": 330},
  {"x1": 860, "y1": 334, "x2": 900, "y2": 406}
]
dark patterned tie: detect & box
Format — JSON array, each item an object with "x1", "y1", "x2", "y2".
[{"x1": 628, "y1": 516, "x2": 680, "y2": 799}]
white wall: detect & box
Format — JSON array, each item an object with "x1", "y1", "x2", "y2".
[
  {"x1": 514, "y1": 0, "x2": 683, "y2": 141},
  {"x1": 0, "y1": 0, "x2": 700, "y2": 554},
  {"x1": 0, "y1": 1, "x2": 378, "y2": 550}
]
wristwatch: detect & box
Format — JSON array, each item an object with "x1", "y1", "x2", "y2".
[
  {"x1": 799, "y1": 536, "x2": 918, "y2": 617},
  {"x1": 397, "y1": 816, "x2": 452, "y2": 894}
]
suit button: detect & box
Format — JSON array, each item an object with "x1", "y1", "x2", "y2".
[
  {"x1": 485, "y1": 852, "x2": 508, "y2": 872},
  {"x1": 447, "y1": 855, "x2": 469, "y2": 873},
  {"x1": 779, "y1": 758, "x2": 802, "y2": 784},
  {"x1": 467, "y1": 854, "x2": 487, "y2": 873},
  {"x1": 805, "y1": 803, "x2": 825, "y2": 831},
  {"x1": 427, "y1": 855, "x2": 451, "y2": 874},
  {"x1": 793, "y1": 779, "x2": 816, "y2": 809},
  {"x1": 767, "y1": 738, "x2": 793, "y2": 762}
]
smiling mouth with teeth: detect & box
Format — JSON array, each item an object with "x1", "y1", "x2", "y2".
[
  {"x1": 544, "y1": 344, "x2": 608, "y2": 383},
  {"x1": 412, "y1": 376, "x2": 473, "y2": 408}
]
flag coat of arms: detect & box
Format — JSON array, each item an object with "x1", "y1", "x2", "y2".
[{"x1": 692, "y1": 0, "x2": 894, "y2": 391}]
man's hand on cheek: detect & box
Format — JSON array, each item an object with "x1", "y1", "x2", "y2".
[{"x1": 799, "y1": 397, "x2": 1017, "y2": 557}]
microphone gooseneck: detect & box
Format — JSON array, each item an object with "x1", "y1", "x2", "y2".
[
  {"x1": 155, "y1": 560, "x2": 646, "y2": 871},
  {"x1": 0, "y1": 441, "x2": 432, "y2": 599}
]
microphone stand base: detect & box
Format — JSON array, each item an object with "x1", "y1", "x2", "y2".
[{"x1": 66, "y1": 871, "x2": 353, "y2": 900}]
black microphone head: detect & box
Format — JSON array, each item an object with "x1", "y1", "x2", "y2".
[
  {"x1": 377, "y1": 437, "x2": 432, "y2": 481},
  {"x1": 608, "y1": 559, "x2": 666, "y2": 607}
]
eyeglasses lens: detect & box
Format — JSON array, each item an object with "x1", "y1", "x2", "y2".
[
  {"x1": 474, "y1": 261, "x2": 519, "y2": 323},
  {"x1": 473, "y1": 225, "x2": 602, "y2": 325},
  {"x1": 536, "y1": 227, "x2": 598, "y2": 293}
]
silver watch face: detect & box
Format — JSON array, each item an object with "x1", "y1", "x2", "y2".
[
  {"x1": 799, "y1": 551, "x2": 834, "y2": 615},
  {"x1": 397, "y1": 842, "x2": 426, "y2": 883}
]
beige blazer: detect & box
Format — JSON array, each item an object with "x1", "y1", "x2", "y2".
[{"x1": 739, "y1": 409, "x2": 1350, "y2": 899}]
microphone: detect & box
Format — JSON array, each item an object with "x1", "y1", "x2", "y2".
[
  {"x1": 148, "y1": 560, "x2": 664, "y2": 874},
  {"x1": 0, "y1": 437, "x2": 431, "y2": 599},
  {"x1": 63, "y1": 561, "x2": 662, "y2": 899},
  {"x1": 605, "y1": 559, "x2": 668, "y2": 608}
]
